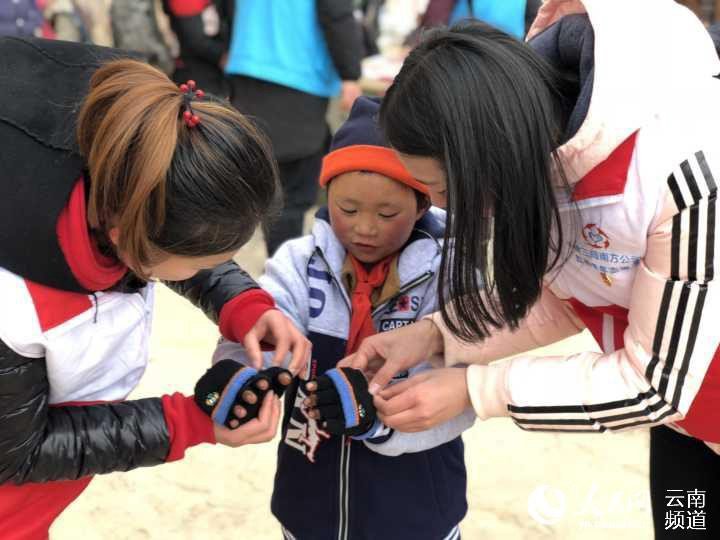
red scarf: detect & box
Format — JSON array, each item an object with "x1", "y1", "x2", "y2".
[
  {"x1": 56, "y1": 179, "x2": 127, "y2": 291},
  {"x1": 345, "y1": 254, "x2": 393, "y2": 355}
]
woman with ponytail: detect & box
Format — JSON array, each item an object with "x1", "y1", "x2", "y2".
[{"x1": 0, "y1": 36, "x2": 310, "y2": 539}]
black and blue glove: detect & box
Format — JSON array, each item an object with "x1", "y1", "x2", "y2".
[
  {"x1": 262, "y1": 366, "x2": 296, "y2": 397},
  {"x1": 195, "y1": 360, "x2": 293, "y2": 429},
  {"x1": 305, "y1": 367, "x2": 379, "y2": 437}
]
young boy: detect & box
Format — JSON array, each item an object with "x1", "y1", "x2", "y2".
[{"x1": 205, "y1": 97, "x2": 474, "y2": 539}]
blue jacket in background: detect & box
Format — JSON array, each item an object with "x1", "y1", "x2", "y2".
[
  {"x1": 226, "y1": 0, "x2": 341, "y2": 98},
  {"x1": 451, "y1": 0, "x2": 527, "y2": 39}
]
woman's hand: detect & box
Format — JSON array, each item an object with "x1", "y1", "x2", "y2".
[
  {"x1": 338, "y1": 319, "x2": 444, "y2": 394},
  {"x1": 374, "y1": 368, "x2": 471, "y2": 432},
  {"x1": 243, "y1": 310, "x2": 311, "y2": 375},
  {"x1": 213, "y1": 392, "x2": 281, "y2": 447}
]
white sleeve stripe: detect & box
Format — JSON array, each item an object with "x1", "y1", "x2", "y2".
[
  {"x1": 509, "y1": 389, "x2": 656, "y2": 415},
  {"x1": 508, "y1": 152, "x2": 719, "y2": 430},
  {"x1": 513, "y1": 405, "x2": 678, "y2": 433},
  {"x1": 517, "y1": 424, "x2": 607, "y2": 433},
  {"x1": 697, "y1": 150, "x2": 718, "y2": 195},
  {"x1": 645, "y1": 281, "x2": 675, "y2": 384},
  {"x1": 510, "y1": 275, "x2": 696, "y2": 428},
  {"x1": 669, "y1": 286, "x2": 707, "y2": 410},
  {"x1": 654, "y1": 283, "x2": 698, "y2": 399},
  {"x1": 512, "y1": 395, "x2": 674, "y2": 428},
  {"x1": 512, "y1": 392, "x2": 665, "y2": 422},
  {"x1": 669, "y1": 152, "x2": 716, "y2": 282},
  {"x1": 697, "y1": 151, "x2": 717, "y2": 283},
  {"x1": 608, "y1": 407, "x2": 677, "y2": 431},
  {"x1": 652, "y1": 153, "x2": 716, "y2": 409},
  {"x1": 668, "y1": 151, "x2": 716, "y2": 212}
]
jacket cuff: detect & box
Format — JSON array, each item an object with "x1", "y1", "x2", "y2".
[
  {"x1": 162, "y1": 393, "x2": 216, "y2": 463},
  {"x1": 353, "y1": 420, "x2": 393, "y2": 442},
  {"x1": 423, "y1": 312, "x2": 486, "y2": 367},
  {"x1": 219, "y1": 289, "x2": 276, "y2": 342},
  {"x1": 420, "y1": 313, "x2": 446, "y2": 367},
  {"x1": 466, "y1": 363, "x2": 512, "y2": 420}
]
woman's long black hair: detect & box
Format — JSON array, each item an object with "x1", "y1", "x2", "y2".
[{"x1": 380, "y1": 21, "x2": 579, "y2": 342}]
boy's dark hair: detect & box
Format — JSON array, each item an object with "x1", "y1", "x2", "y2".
[
  {"x1": 379, "y1": 21, "x2": 578, "y2": 342},
  {"x1": 414, "y1": 190, "x2": 431, "y2": 213},
  {"x1": 77, "y1": 59, "x2": 280, "y2": 278}
]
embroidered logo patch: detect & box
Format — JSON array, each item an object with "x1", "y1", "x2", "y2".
[
  {"x1": 386, "y1": 295, "x2": 421, "y2": 314},
  {"x1": 582, "y1": 224, "x2": 610, "y2": 249},
  {"x1": 379, "y1": 318, "x2": 413, "y2": 332}
]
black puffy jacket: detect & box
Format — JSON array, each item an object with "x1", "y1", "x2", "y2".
[{"x1": 0, "y1": 37, "x2": 262, "y2": 484}]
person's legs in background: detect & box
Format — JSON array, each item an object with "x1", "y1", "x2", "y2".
[
  {"x1": 264, "y1": 147, "x2": 324, "y2": 256},
  {"x1": 228, "y1": 76, "x2": 332, "y2": 257},
  {"x1": 650, "y1": 425, "x2": 720, "y2": 538}
]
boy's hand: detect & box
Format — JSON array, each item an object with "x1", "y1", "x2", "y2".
[
  {"x1": 195, "y1": 360, "x2": 293, "y2": 429},
  {"x1": 303, "y1": 368, "x2": 378, "y2": 437}
]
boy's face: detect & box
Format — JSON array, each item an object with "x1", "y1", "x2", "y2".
[{"x1": 328, "y1": 172, "x2": 427, "y2": 264}]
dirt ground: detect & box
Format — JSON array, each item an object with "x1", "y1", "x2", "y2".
[{"x1": 51, "y1": 230, "x2": 654, "y2": 539}]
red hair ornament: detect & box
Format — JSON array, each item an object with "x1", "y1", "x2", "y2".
[{"x1": 179, "y1": 79, "x2": 205, "y2": 128}]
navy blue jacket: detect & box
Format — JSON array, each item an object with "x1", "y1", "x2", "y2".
[{"x1": 215, "y1": 208, "x2": 472, "y2": 540}]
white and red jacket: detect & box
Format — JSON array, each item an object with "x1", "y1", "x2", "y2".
[
  {"x1": 0, "y1": 37, "x2": 275, "y2": 540},
  {"x1": 0, "y1": 176, "x2": 275, "y2": 540},
  {"x1": 431, "y1": 0, "x2": 720, "y2": 449}
]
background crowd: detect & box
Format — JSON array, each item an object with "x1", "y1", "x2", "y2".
[
  {"x1": 1, "y1": 0, "x2": 715, "y2": 257},
  {"x1": 3, "y1": 0, "x2": 717, "y2": 255},
  {"x1": 3, "y1": 2, "x2": 720, "y2": 539}
]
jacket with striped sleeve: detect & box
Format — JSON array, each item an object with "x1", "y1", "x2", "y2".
[{"x1": 429, "y1": 0, "x2": 720, "y2": 448}]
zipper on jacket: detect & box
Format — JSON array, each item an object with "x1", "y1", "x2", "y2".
[
  {"x1": 314, "y1": 249, "x2": 352, "y2": 311},
  {"x1": 311, "y1": 249, "x2": 353, "y2": 540},
  {"x1": 338, "y1": 435, "x2": 352, "y2": 540},
  {"x1": 371, "y1": 270, "x2": 434, "y2": 317},
  {"x1": 316, "y1": 251, "x2": 432, "y2": 540}
]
